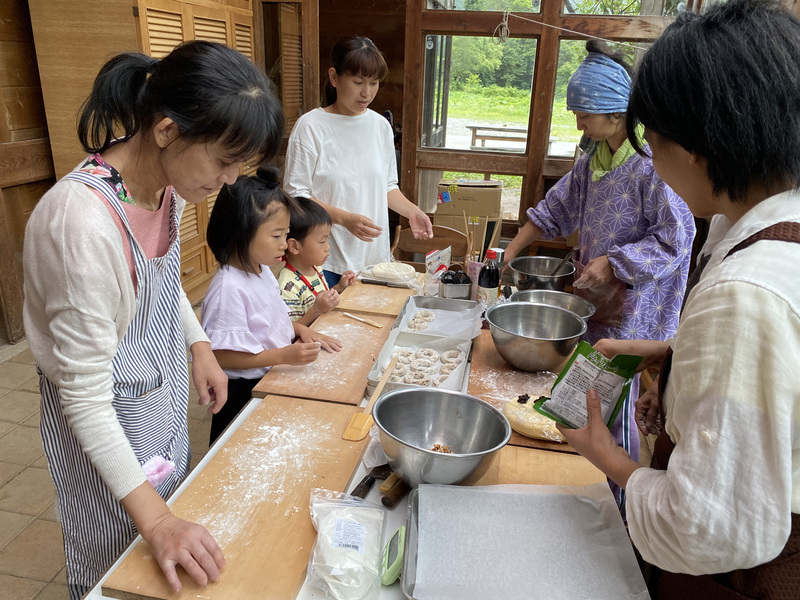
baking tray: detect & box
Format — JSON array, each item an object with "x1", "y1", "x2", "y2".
[
  {"x1": 365, "y1": 331, "x2": 472, "y2": 396},
  {"x1": 401, "y1": 487, "x2": 421, "y2": 600},
  {"x1": 392, "y1": 295, "x2": 479, "y2": 329}
]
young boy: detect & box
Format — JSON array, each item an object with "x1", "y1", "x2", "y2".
[{"x1": 279, "y1": 197, "x2": 357, "y2": 324}]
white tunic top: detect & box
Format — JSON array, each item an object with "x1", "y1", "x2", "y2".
[
  {"x1": 201, "y1": 264, "x2": 295, "y2": 380},
  {"x1": 283, "y1": 107, "x2": 398, "y2": 274},
  {"x1": 626, "y1": 190, "x2": 800, "y2": 575}
]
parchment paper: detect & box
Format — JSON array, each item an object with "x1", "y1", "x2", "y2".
[
  {"x1": 397, "y1": 296, "x2": 483, "y2": 340},
  {"x1": 411, "y1": 483, "x2": 649, "y2": 600}
]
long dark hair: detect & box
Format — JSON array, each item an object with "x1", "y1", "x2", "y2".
[
  {"x1": 627, "y1": 0, "x2": 800, "y2": 202},
  {"x1": 78, "y1": 41, "x2": 284, "y2": 164},
  {"x1": 324, "y1": 37, "x2": 389, "y2": 107},
  {"x1": 207, "y1": 165, "x2": 297, "y2": 274}
]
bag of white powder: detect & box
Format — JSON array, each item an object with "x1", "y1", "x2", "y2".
[{"x1": 306, "y1": 488, "x2": 386, "y2": 600}]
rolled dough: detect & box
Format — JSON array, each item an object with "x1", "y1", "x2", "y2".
[{"x1": 372, "y1": 261, "x2": 416, "y2": 282}]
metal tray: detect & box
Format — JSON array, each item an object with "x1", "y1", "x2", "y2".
[{"x1": 401, "y1": 488, "x2": 420, "y2": 600}]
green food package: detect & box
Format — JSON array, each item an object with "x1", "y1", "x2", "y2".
[{"x1": 533, "y1": 341, "x2": 642, "y2": 430}]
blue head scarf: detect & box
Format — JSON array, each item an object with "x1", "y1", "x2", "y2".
[{"x1": 566, "y1": 52, "x2": 631, "y2": 114}]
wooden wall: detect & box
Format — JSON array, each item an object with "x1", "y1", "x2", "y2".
[
  {"x1": 318, "y1": 0, "x2": 406, "y2": 125},
  {"x1": 0, "y1": 0, "x2": 56, "y2": 344}
]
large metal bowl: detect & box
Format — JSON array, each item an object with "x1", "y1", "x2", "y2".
[
  {"x1": 372, "y1": 388, "x2": 511, "y2": 488},
  {"x1": 485, "y1": 302, "x2": 586, "y2": 372},
  {"x1": 508, "y1": 289, "x2": 596, "y2": 321},
  {"x1": 508, "y1": 256, "x2": 575, "y2": 291}
]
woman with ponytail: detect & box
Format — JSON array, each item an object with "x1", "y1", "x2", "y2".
[
  {"x1": 283, "y1": 36, "x2": 433, "y2": 288},
  {"x1": 23, "y1": 41, "x2": 283, "y2": 598}
]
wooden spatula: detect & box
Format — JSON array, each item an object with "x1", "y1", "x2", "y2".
[{"x1": 342, "y1": 357, "x2": 398, "y2": 441}]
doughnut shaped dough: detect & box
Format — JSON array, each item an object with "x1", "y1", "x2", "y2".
[
  {"x1": 373, "y1": 261, "x2": 416, "y2": 282},
  {"x1": 441, "y1": 350, "x2": 464, "y2": 365},
  {"x1": 415, "y1": 348, "x2": 439, "y2": 362},
  {"x1": 404, "y1": 371, "x2": 432, "y2": 386},
  {"x1": 392, "y1": 349, "x2": 414, "y2": 364},
  {"x1": 415, "y1": 310, "x2": 436, "y2": 321},
  {"x1": 439, "y1": 363, "x2": 458, "y2": 378},
  {"x1": 389, "y1": 375, "x2": 405, "y2": 384},
  {"x1": 383, "y1": 363, "x2": 407, "y2": 377},
  {"x1": 407, "y1": 318, "x2": 429, "y2": 331},
  {"x1": 410, "y1": 358, "x2": 436, "y2": 373}
]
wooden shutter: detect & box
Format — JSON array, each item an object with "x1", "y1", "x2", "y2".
[
  {"x1": 138, "y1": 0, "x2": 184, "y2": 58},
  {"x1": 280, "y1": 4, "x2": 303, "y2": 131}
]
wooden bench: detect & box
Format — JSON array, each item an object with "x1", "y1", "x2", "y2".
[{"x1": 466, "y1": 124, "x2": 527, "y2": 152}]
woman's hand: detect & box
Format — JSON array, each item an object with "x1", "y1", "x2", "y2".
[
  {"x1": 341, "y1": 212, "x2": 382, "y2": 242},
  {"x1": 144, "y1": 512, "x2": 225, "y2": 592},
  {"x1": 123, "y1": 483, "x2": 225, "y2": 593},
  {"x1": 573, "y1": 255, "x2": 614, "y2": 289},
  {"x1": 635, "y1": 374, "x2": 663, "y2": 435},
  {"x1": 313, "y1": 289, "x2": 340, "y2": 314},
  {"x1": 557, "y1": 389, "x2": 641, "y2": 488},
  {"x1": 334, "y1": 270, "x2": 357, "y2": 293},
  {"x1": 408, "y1": 208, "x2": 433, "y2": 240},
  {"x1": 190, "y1": 341, "x2": 227, "y2": 415}
]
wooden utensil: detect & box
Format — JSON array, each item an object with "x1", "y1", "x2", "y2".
[
  {"x1": 342, "y1": 356, "x2": 397, "y2": 441},
  {"x1": 343, "y1": 311, "x2": 384, "y2": 328},
  {"x1": 381, "y1": 478, "x2": 411, "y2": 508},
  {"x1": 549, "y1": 246, "x2": 578, "y2": 277}
]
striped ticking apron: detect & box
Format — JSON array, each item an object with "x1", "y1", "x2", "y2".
[
  {"x1": 649, "y1": 222, "x2": 800, "y2": 599},
  {"x1": 39, "y1": 171, "x2": 191, "y2": 597}
]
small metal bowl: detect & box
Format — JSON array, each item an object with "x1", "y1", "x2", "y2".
[
  {"x1": 508, "y1": 289, "x2": 596, "y2": 321},
  {"x1": 372, "y1": 388, "x2": 511, "y2": 488},
  {"x1": 508, "y1": 256, "x2": 575, "y2": 291},
  {"x1": 485, "y1": 301, "x2": 586, "y2": 372}
]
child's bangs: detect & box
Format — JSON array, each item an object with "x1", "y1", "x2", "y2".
[{"x1": 344, "y1": 48, "x2": 388, "y2": 83}]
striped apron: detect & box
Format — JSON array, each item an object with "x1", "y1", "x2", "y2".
[{"x1": 39, "y1": 170, "x2": 191, "y2": 599}]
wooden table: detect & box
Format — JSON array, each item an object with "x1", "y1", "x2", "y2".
[
  {"x1": 336, "y1": 279, "x2": 417, "y2": 317},
  {"x1": 468, "y1": 330, "x2": 577, "y2": 454},
  {"x1": 101, "y1": 397, "x2": 604, "y2": 600},
  {"x1": 101, "y1": 396, "x2": 369, "y2": 600},
  {"x1": 466, "y1": 124, "x2": 527, "y2": 152},
  {"x1": 252, "y1": 309, "x2": 395, "y2": 404}
]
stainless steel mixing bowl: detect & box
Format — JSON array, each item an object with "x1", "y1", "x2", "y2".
[
  {"x1": 485, "y1": 302, "x2": 586, "y2": 372},
  {"x1": 508, "y1": 256, "x2": 575, "y2": 291},
  {"x1": 508, "y1": 289, "x2": 596, "y2": 321},
  {"x1": 372, "y1": 388, "x2": 511, "y2": 488}
]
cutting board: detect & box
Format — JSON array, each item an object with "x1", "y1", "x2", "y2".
[
  {"x1": 252, "y1": 310, "x2": 394, "y2": 404},
  {"x1": 468, "y1": 330, "x2": 576, "y2": 454},
  {"x1": 472, "y1": 444, "x2": 604, "y2": 486},
  {"x1": 335, "y1": 279, "x2": 418, "y2": 317},
  {"x1": 102, "y1": 396, "x2": 368, "y2": 600}
]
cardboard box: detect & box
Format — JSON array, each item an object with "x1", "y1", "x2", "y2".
[
  {"x1": 436, "y1": 179, "x2": 502, "y2": 218},
  {"x1": 434, "y1": 214, "x2": 501, "y2": 262}
]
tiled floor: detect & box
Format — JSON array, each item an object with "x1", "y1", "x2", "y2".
[{"x1": 0, "y1": 341, "x2": 214, "y2": 600}]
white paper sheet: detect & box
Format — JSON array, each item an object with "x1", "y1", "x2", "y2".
[{"x1": 410, "y1": 484, "x2": 649, "y2": 600}]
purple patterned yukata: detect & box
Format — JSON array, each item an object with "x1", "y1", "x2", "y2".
[{"x1": 528, "y1": 148, "x2": 695, "y2": 511}]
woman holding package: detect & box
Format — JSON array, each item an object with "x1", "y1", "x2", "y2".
[
  {"x1": 503, "y1": 40, "x2": 695, "y2": 510},
  {"x1": 283, "y1": 36, "x2": 433, "y2": 287},
  {"x1": 560, "y1": 0, "x2": 800, "y2": 597},
  {"x1": 23, "y1": 42, "x2": 283, "y2": 598}
]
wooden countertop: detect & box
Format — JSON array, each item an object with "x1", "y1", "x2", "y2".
[{"x1": 252, "y1": 309, "x2": 395, "y2": 404}]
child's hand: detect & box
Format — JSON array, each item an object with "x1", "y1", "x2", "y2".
[
  {"x1": 314, "y1": 289, "x2": 340, "y2": 314},
  {"x1": 283, "y1": 341, "x2": 321, "y2": 365},
  {"x1": 298, "y1": 328, "x2": 343, "y2": 353},
  {"x1": 334, "y1": 270, "x2": 357, "y2": 293}
]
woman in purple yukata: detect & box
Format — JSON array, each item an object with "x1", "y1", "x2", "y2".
[{"x1": 504, "y1": 40, "x2": 695, "y2": 513}]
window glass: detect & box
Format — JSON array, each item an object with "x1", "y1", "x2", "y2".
[
  {"x1": 421, "y1": 35, "x2": 536, "y2": 154},
  {"x1": 429, "y1": 0, "x2": 541, "y2": 14},
  {"x1": 563, "y1": 0, "x2": 681, "y2": 17}
]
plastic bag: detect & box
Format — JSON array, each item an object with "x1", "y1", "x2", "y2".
[
  {"x1": 359, "y1": 257, "x2": 422, "y2": 293},
  {"x1": 306, "y1": 488, "x2": 386, "y2": 600},
  {"x1": 534, "y1": 341, "x2": 642, "y2": 429}
]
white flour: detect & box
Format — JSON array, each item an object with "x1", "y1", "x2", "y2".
[
  {"x1": 469, "y1": 368, "x2": 557, "y2": 410},
  {"x1": 177, "y1": 405, "x2": 334, "y2": 548}
]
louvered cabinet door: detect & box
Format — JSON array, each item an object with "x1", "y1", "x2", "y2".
[
  {"x1": 229, "y1": 9, "x2": 255, "y2": 60},
  {"x1": 136, "y1": 0, "x2": 185, "y2": 58},
  {"x1": 279, "y1": 4, "x2": 303, "y2": 133}
]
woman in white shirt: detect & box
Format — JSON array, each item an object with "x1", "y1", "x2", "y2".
[
  {"x1": 559, "y1": 1, "x2": 800, "y2": 597},
  {"x1": 283, "y1": 37, "x2": 432, "y2": 287}
]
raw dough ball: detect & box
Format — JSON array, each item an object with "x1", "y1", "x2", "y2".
[
  {"x1": 415, "y1": 348, "x2": 439, "y2": 362},
  {"x1": 407, "y1": 318, "x2": 429, "y2": 331},
  {"x1": 373, "y1": 262, "x2": 416, "y2": 282},
  {"x1": 503, "y1": 395, "x2": 565, "y2": 443}
]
